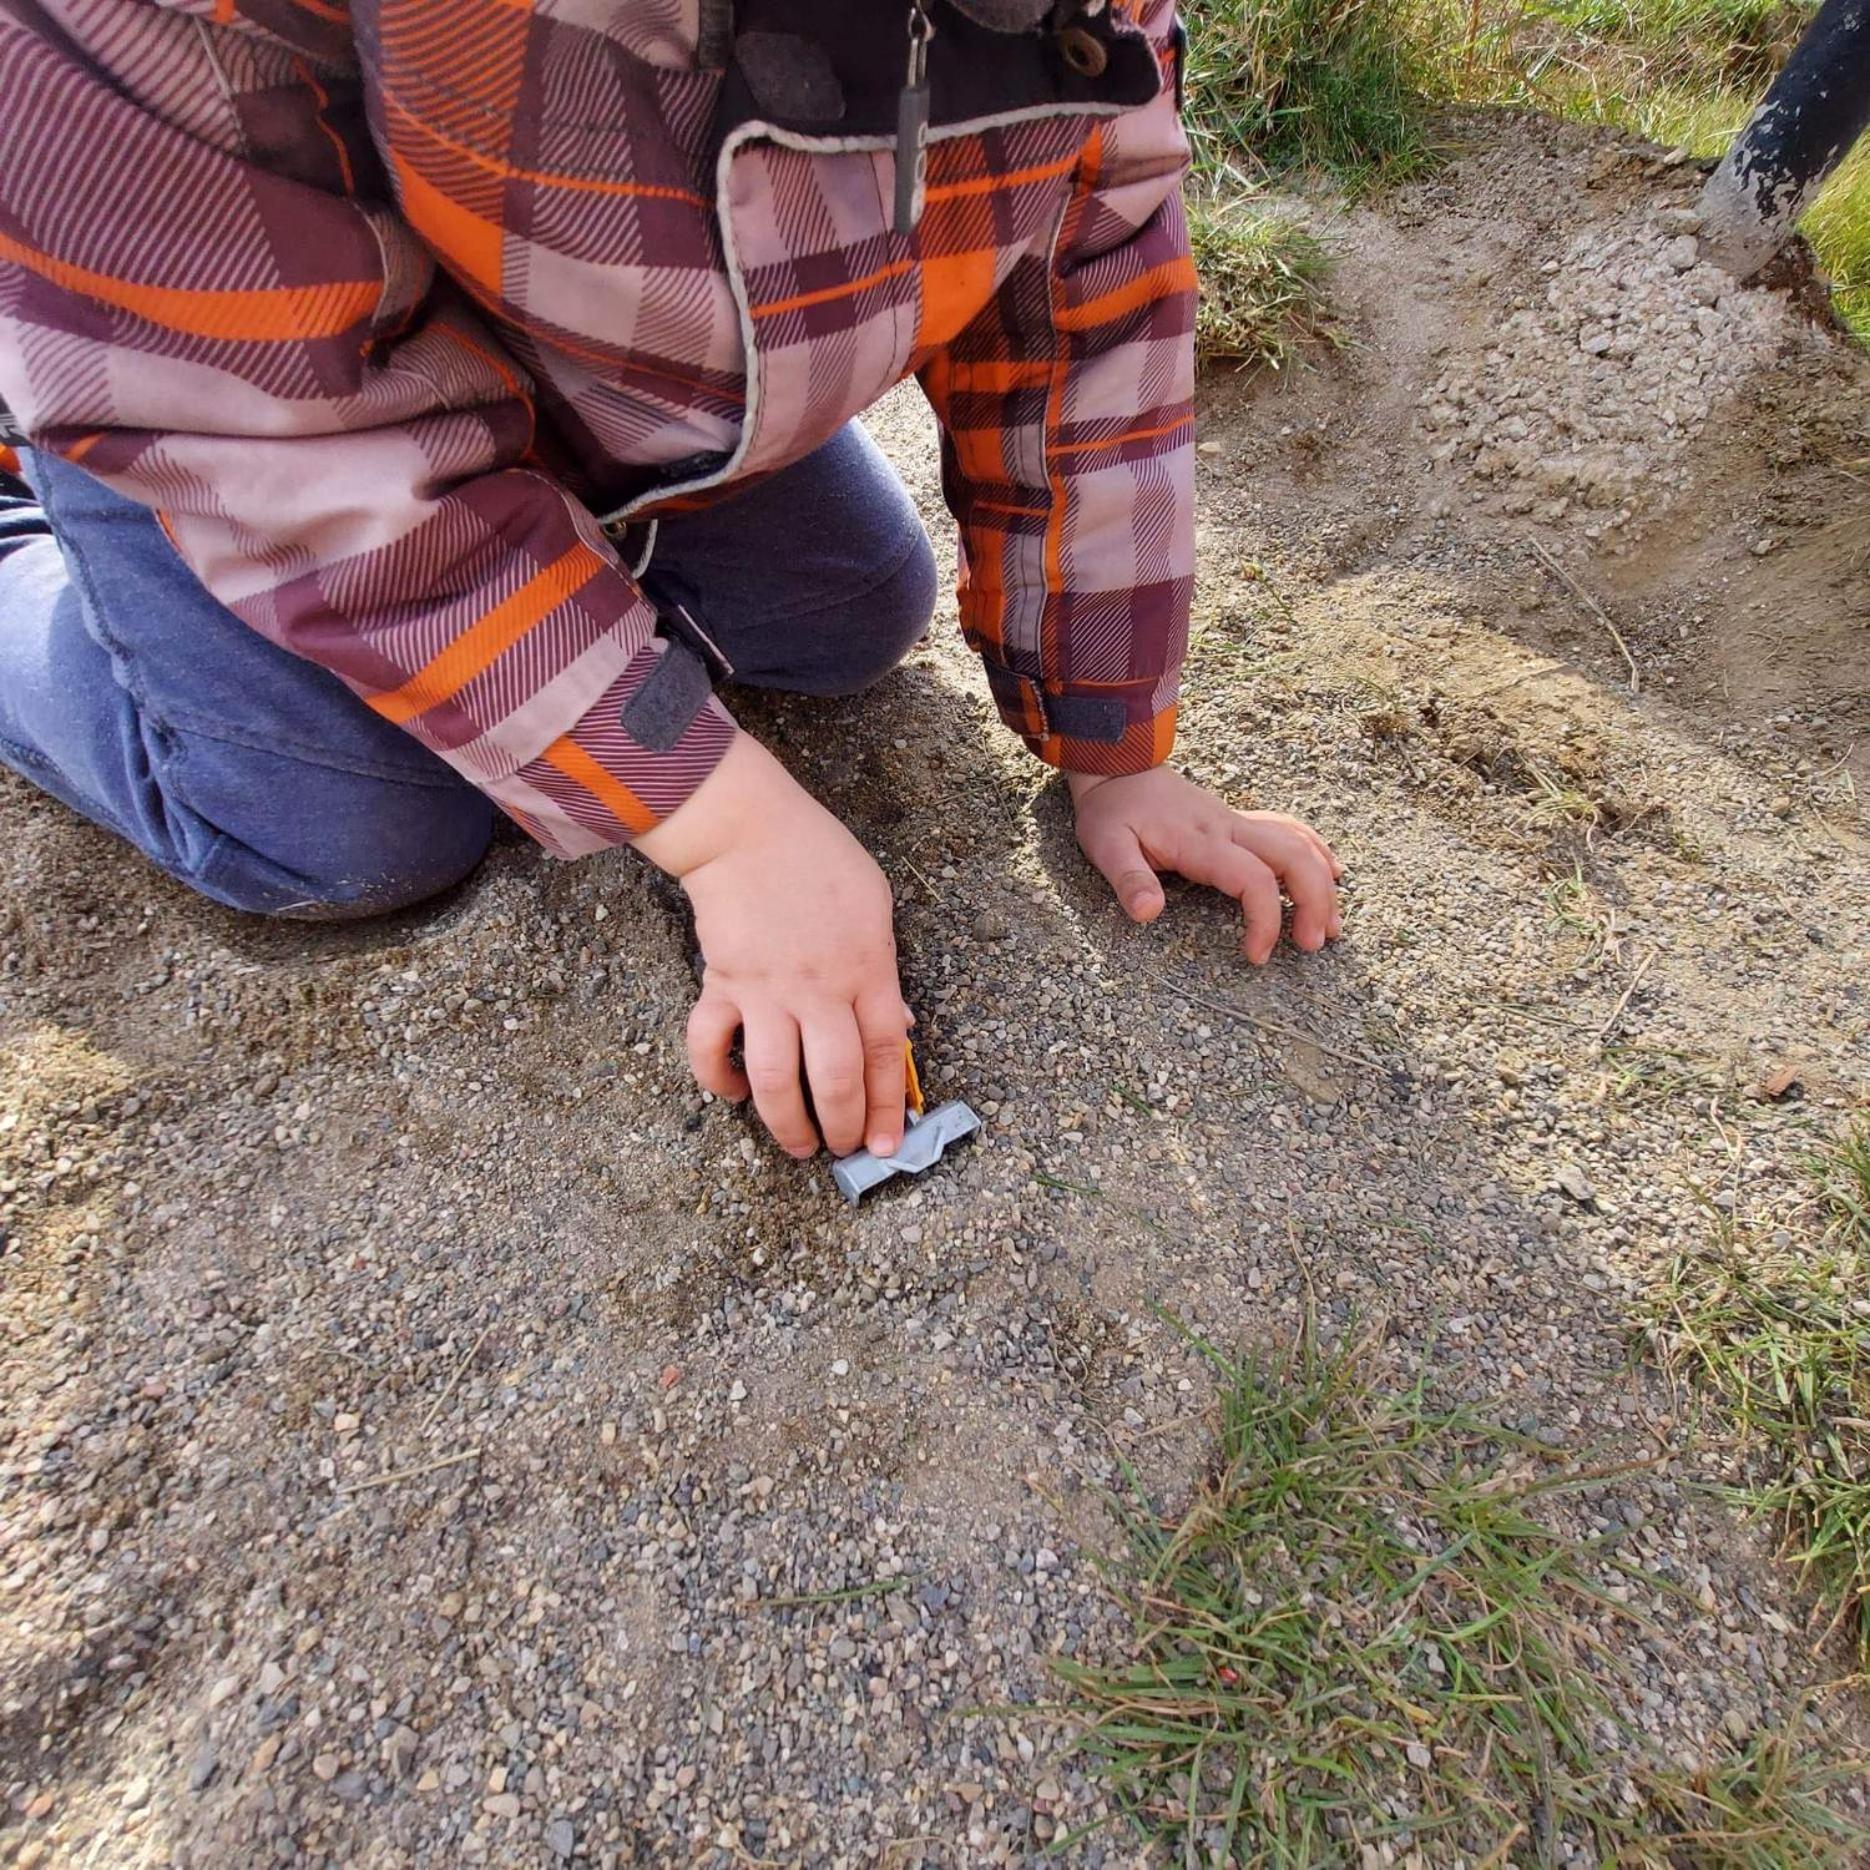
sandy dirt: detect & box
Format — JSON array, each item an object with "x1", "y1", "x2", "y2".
[{"x1": 1, "y1": 116, "x2": 1866, "y2": 1867}]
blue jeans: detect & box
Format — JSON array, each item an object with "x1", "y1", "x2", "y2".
[{"x1": 0, "y1": 431, "x2": 935, "y2": 917}]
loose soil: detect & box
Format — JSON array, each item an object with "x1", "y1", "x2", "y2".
[{"x1": 2, "y1": 115, "x2": 1865, "y2": 1867}]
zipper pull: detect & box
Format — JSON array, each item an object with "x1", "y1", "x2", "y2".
[{"x1": 894, "y1": 0, "x2": 933, "y2": 237}]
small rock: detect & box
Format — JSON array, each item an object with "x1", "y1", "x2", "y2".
[
  {"x1": 332, "y1": 1771, "x2": 368, "y2": 1805},
  {"x1": 122, "y1": 1775, "x2": 151, "y2": 1811},
  {"x1": 207, "y1": 1674, "x2": 240, "y2": 1709},
  {"x1": 1554, "y1": 1164, "x2": 1596, "y2": 1205},
  {"x1": 484, "y1": 1793, "x2": 522, "y2": 1820},
  {"x1": 1657, "y1": 207, "x2": 1702, "y2": 237},
  {"x1": 971, "y1": 909, "x2": 1009, "y2": 944},
  {"x1": 188, "y1": 1745, "x2": 219, "y2": 1793},
  {"x1": 1663, "y1": 235, "x2": 1699, "y2": 272},
  {"x1": 312, "y1": 1753, "x2": 340, "y2": 1783},
  {"x1": 547, "y1": 1818, "x2": 576, "y2": 1859},
  {"x1": 1406, "y1": 1743, "x2": 1433, "y2": 1769}
]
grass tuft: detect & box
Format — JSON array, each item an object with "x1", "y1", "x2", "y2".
[
  {"x1": 1050, "y1": 1320, "x2": 1863, "y2": 1863},
  {"x1": 1802, "y1": 141, "x2": 1870, "y2": 337},
  {"x1": 1188, "y1": 196, "x2": 1343, "y2": 370},
  {"x1": 1181, "y1": 0, "x2": 1437, "y2": 187},
  {"x1": 1640, "y1": 1124, "x2": 1870, "y2": 1668}
]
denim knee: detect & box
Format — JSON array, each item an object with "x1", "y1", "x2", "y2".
[
  {"x1": 192, "y1": 781, "x2": 496, "y2": 921},
  {"x1": 807, "y1": 526, "x2": 939, "y2": 699}
]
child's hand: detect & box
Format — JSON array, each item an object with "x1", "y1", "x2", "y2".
[
  {"x1": 636, "y1": 734, "x2": 909, "y2": 1160},
  {"x1": 1066, "y1": 766, "x2": 1343, "y2": 964}
]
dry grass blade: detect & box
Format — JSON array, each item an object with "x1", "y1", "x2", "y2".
[
  {"x1": 335, "y1": 1446, "x2": 483, "y2": 1497},
  {"x1": 1529, "y1": 539, "x2": 1641, "y2": 694}
]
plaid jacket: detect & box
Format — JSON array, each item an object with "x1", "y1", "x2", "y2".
[{"x1": 0, "y1": 0, "x2": 1195, "y2": 857}]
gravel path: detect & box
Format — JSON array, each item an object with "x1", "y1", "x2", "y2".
[{"x1": 2, "y1": 118, "x2": 1865, "y2": 1867}]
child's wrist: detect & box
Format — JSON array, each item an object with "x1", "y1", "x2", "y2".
[
  {"x1": 635, "y1": 731, "x2": 795, "y2": 878},
  {"x1": 1065, "y1": 768, "x2": 1126, "y2": 807}
]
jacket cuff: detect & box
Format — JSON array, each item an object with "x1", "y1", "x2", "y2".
[
  {"x1": 496, "y1": 640, "x2": 737, "y2": 857},
  {"x1": 979, "y1": 659, "x2": 1179, "y2": 776}
]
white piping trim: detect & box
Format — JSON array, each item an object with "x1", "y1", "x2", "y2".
[
  {"x1": 594, "y1": 119, "x2": 771, "y2": 531},
  {"x1": 628, "y1": 515, "x2": 658, "y2": 580},
  {"x1": 592, "y1": 46, "x2": 1163, "y2": 531}
]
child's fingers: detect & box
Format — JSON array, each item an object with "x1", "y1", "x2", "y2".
[
  {"x1": 1186, "y1": 836, "x2": 1283, "y2": 964},
  {"x1": 1245, "y1": 809, "x2": 1343, "y2": 881},
  {"x1": 687, "y1": 993, "x2": 749, "y2": 1102},
  {"x1": 1302, "y1": 825, "x2": 1344, "y2": 880},
  {"x1": 743, "y1": 1012, "x2": 817, "y2": 1159},
  {"x1": 856, "y1": 991, "x2": 909, "y2": 1157},
  {"x1": 800, "y1": 1004, "x2": 868, "y2": 1159},
  {"x1": 1078, "y1": 818, "x2": 1165, "y2": 923},
  {"x1": 1231, "y1": 820, "x2": 1338, "y2": 951}
]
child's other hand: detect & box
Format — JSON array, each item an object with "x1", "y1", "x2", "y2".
[
  {"x1": 1067, "y1": 766, "x2": 1343, "y2": 965},
  {"x1": 636, "y1": 734, "x2": 909, "y2": 1161}
]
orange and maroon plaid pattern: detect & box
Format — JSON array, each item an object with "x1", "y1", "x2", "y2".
[{"x1": 0, "y1": 0, "x2": 1194, "y2": 854}]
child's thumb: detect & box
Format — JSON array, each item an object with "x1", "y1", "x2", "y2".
[{"x1": 1082, "y1": 824, "x2": 1164, "y2": 923}]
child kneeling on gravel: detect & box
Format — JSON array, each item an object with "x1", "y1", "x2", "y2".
[{"x1": 0, "y1": 0, "x2": 1339, "y2": 1163}]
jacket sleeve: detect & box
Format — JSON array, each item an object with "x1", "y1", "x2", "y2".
[
  {"x1": 918, "y1": 1, "x2": 1196, "y2": 778},
  {"x1": 0, "y1": 2, "x2": 734, "y2": 859}
]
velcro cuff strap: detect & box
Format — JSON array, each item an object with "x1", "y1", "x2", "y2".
[
  {"x1": 1046, "y1": 692, "x2": 1129, "y2": 744},
  {"x1": 620, "y1": 638, "x2": 715, "y2": 753}
]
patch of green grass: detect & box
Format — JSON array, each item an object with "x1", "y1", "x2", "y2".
[
  {"x1": 1181, "y1": 0, "x2": 1438, "y2": 185},
  {"x1": 1181, "y1": 0, "x2": 1870, "y2": 338},
  {"x1": 1804, "y1": 141, "x2": 1870, "y2": 336},
  {"x1": 1499, "y1": 0, "x2": 1814, "y2": 96},
  {"x1": 1527, "y1": 760, "x2": 1609, "y2": 836},
  {"x1": 1641, "y1": 1124, "x2": 1870, "y2": 1667},
  {"x1": 1187, "y1": 196, "x2": 1342, "y2": 370},
  {"x1": 1634, "y1": 1721, "x2": 1870, "y2": 1869},
  {"x1": 1049, "y1": 1320, "x2": 1863, "y2": 1863}
]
